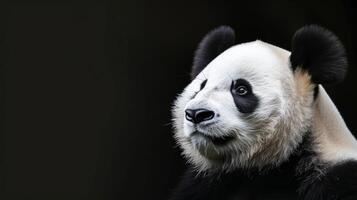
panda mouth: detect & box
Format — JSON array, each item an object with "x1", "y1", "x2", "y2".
[
  {"x1": 191, "y1": 131, "x2": 236, "y2": 146},
  {"x1": 207, "y1": 135, "x2": 236, "y2": 146}
]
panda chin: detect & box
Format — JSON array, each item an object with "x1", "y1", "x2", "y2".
[
  {"x1": 209, "y1": 135, "x2": 236, "y2": 146},
  {"x1": 190, "y1": 131, "x2": 236, "y2": 160}
]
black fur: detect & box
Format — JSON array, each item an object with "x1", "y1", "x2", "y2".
[
  {"x1": 191, "y1": 26, "x2": 235, "y2": 79},
  {"x1": 290, "y1": 25, "x2": 348, "y2": 85},
  {"x1": 200, "y1": 79, "x2": 207, "y2": 90},
  {"x1": 170, "y1": 163, "x2": 300, "y2": 200},
  {"x1": 171, "y1": 161, "x2": 357, "y2": 200},
  {"x1": 230, "y1": 79, "x2": 259, "y2": 114},
  {"x1": 301, "y1": 161, "x2": 357, "y2": 200}
]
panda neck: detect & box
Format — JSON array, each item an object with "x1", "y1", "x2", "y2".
[{"x1": 311, "y1": 85, "x2": 357, "y2": 164}]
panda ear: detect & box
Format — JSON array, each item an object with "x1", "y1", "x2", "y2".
[
  {"x1": 191, "y1": 26, "x2": 235, "y2": 79},
  {"x1": 290, "y1": 25, "x2": 348, "y2": 85}
]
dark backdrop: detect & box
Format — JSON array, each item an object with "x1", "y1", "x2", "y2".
[{"x1": 0, "y1": 1, "x2": 357, "y2": 200}]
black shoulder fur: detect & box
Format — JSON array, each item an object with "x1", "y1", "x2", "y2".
[{"x1": 301, "y1": 161, "x2": 357, "y2": 200}]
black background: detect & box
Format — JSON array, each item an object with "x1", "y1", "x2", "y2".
[{"x1": 0, "y1": 1, "x2": 357, "y2": 200}]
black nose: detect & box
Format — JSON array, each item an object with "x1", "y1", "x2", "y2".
[{"x1": 185, "y1": 109, "x2": 215, "y2": 124}]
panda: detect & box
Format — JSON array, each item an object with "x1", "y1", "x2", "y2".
[{"x1": 170, "y1": 25, "x2": 357, "y2": 200}]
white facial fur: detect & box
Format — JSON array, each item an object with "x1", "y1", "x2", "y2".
[{"x1": 172, "y1": 41, "x2": 315, "y2": 172}]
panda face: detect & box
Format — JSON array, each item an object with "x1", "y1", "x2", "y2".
[{"x1": 173, "y1": 41, "x2": 314, "y2": 172}]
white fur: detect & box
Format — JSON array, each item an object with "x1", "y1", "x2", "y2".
[
  {"x1": 312, "y1": 85, "x2": 357, "y2": 164},
  {"x1": 172, "y1": 40, "x2": 357, "y2": 172}
]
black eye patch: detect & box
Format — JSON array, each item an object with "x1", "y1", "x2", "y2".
[
  {"x1": 230, "y1": 79, "x2": 259, "y2": 114},
  {"x1": 200, "y1": 80, "x2": 207, "y2": 90}
]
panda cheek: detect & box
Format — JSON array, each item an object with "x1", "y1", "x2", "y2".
[{"x1": 232, "y1": 94, "x2": 259, "y2": 114}]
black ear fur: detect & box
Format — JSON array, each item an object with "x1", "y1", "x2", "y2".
[
  {"x1": 290, "y1": 25, "x2": 348, "y2": 85},
  {"x1": 191, "y1": 26, "x2": 235, "y2": 79}
]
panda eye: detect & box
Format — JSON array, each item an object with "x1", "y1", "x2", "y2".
[
  {"x1": 231, "y1": 79, "x2": 252, "y2": 96},
  {"x1": 235, "y1": 85, "x2": 248, "y2": 96}
]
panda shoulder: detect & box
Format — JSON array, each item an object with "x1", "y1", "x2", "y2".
[
  {"x1": 312, "y1": 86, "x2": 357, "y2": 163},
  {"x1": 302, "y1": 160, "x2": 357, "y2": 199},
  {"x1": 303, "y1": 85, "x2": 357, "y2": 199}
]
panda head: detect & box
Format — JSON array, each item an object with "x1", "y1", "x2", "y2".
[{"x1": 172, "y1": 25, "x2": 347, "y2": 172}]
